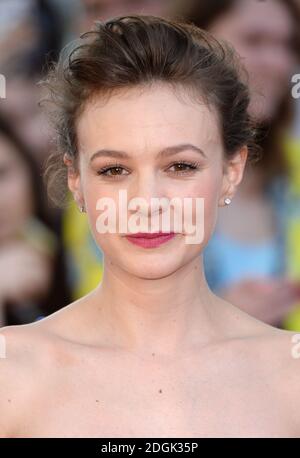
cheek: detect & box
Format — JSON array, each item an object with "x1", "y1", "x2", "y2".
[
  {"x1": 189, "y1": 177, "x2": 221, "y2": 242},
  {"x1": 83, "y1": 168, "x2": 223, "y2": 247},
  {"x1": 83, "y1": 175, "x2": 127, "y2": 244},
  {"x1": 185, "y1": 166, "x2": 222, "y2": 203},
  {"x1": 166, "y1": 170, "x2": 222, "y2": 243}
]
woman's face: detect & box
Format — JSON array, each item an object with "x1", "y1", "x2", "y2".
[
  {"x1": 0, "y1": 134, "x2": 33, "y2": 242},
  {"x1": 209, "y1": 0, "x2": 298, "y2": 121},
  {"x1": 68, "y1": 83, "x2": 246, "y2": 279}
]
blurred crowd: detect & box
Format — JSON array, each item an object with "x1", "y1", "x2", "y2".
[{"x1": 0, "y1": 0, "x2": 300, "y2": 330}]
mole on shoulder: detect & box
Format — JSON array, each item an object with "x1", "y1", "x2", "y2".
[
  {"x1": 158, "y1": 389, "x2": 162, "y2": 394},
  {"x1": 152, "y1": 352, "x2": 155, "y2": 357}
]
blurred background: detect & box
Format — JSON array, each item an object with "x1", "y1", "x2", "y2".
[{"x1": 0, "y1": 0, "x2": 300, "y2": 331}]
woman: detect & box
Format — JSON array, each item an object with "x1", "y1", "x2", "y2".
[
  {"x1": 175, "y1": 0, "x2": 300, "y2": 328},
  {"x1": 0, "y1": 114, "x2": 70, "y2": 326},
  {"x1": 0, "y1": 15, "x2": 300, "y2": 438}
]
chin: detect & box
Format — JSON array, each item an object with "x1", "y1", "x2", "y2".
[
  {"x1": 97, "y1": 232, "x2": 202, "y2": 278},
  {"x1": 119, "y1": 255, "x2": 187, "y2": 280},
  {"x1": 128, "y1": 267, "x2": 180, "y2": 280}
]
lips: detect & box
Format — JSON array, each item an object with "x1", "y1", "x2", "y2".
[{"x1": 125, "y1": 232, "x2": 176, "y2": 248}]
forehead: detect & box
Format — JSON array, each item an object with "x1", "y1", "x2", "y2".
[{"x1": 76, "y1": 83, "x2": 222, "y2": 157}]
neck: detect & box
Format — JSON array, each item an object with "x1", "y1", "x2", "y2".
[{"x1": 89, "y1": 255, "x2": 222, "y2": 357}]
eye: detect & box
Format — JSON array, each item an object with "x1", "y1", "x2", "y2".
[
  {"x1": 167, "y1": 161, "x2": 201, "y2": 174},
  {"x1": 97, "y1": 163, "x2": 129, "y2": 178}
]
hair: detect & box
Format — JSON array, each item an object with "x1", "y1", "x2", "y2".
[
  {"x1": 174, "y1": 0, "x2": 300, "y2": 182},
  {"x1": 40, "y1": 14, "x2": 260, "y2": 207}
]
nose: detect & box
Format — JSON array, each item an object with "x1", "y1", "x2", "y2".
[{"x1": 127, "y1": 169, "x2": 167, "y2": 219}]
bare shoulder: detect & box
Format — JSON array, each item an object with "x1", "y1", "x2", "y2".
[
  {"x1": 0, "y1": 321, "x2": 62, "y2": 437},
  {"x1": 272, "y1": 328, "x2": 300, "y2": 436},
  {"x1": 0, "y1": 297, "x2": 92, "y2": 437},
  {"x1": 273, "y1": 328, "x2": 300, "y2": 410},
  {"x1": 220, "y1": 298, "x2": 300, "y2": 435},
  {"x1": 248, "y1": 326, "x2": 300, "y2": 436},
  {"x1": 236, "y1": 317, "x2": 300, "y2": 380}
]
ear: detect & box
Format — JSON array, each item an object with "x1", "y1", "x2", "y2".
[
  {"x1": 63, "y1": 153, "x2": 84, "y2": 206},
  {"x1": 219, "y1": 145, "x2": 248, "y2": 206}
]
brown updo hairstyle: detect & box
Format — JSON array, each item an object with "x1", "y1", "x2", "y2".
[{"x1": 40, "y1": 14, "x2": 260, "y2": 207}]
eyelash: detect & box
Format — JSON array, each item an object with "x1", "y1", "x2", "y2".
[
  {"x1": 97, "y1": 163, "x2": 126, "y2": 178},
  {"x1": 96, "y1": 161, "x2": 202, "y2": 178}
]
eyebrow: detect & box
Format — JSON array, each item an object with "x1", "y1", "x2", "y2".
[{"x1": 90, "y1": 143, "x2": 207, "y2": 162}]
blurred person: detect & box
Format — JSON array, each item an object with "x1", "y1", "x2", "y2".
[
  {"x1": 174, "y1": 0, "x2": 300, "y2": 328},
  {"x1": 0, "y1": 0, "x2": 63, "y2": 75},
  {"x1": 0, "y1": 0, "x2": 64, "y2": 161},
  {"x1": 77, "y1": 0, "x2": 174, "y2": 33},
  {"x1": 0, "y1": 114, "x2": 70, "y2": 326},
  {"x1": 1, "y1": 15, "x2": 300, "y2": 438},
  {"x1": 0, "y1": 0, "x2": 37, "y2": 73},
  {"x1": 0, "y1": 77, "x2": 54, "y2": 164}
]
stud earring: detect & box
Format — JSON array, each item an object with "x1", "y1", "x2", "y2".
[
  {"x1": 224, "y1": 197, "x2": 232, "y2": 205},
  {"x1": 79, "y1": 204, "x2": 85, "y2": 213}
]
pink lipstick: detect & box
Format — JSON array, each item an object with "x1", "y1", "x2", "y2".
[{"x1": 125, "y1": 232, "x2": 176, "y2": 248}]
